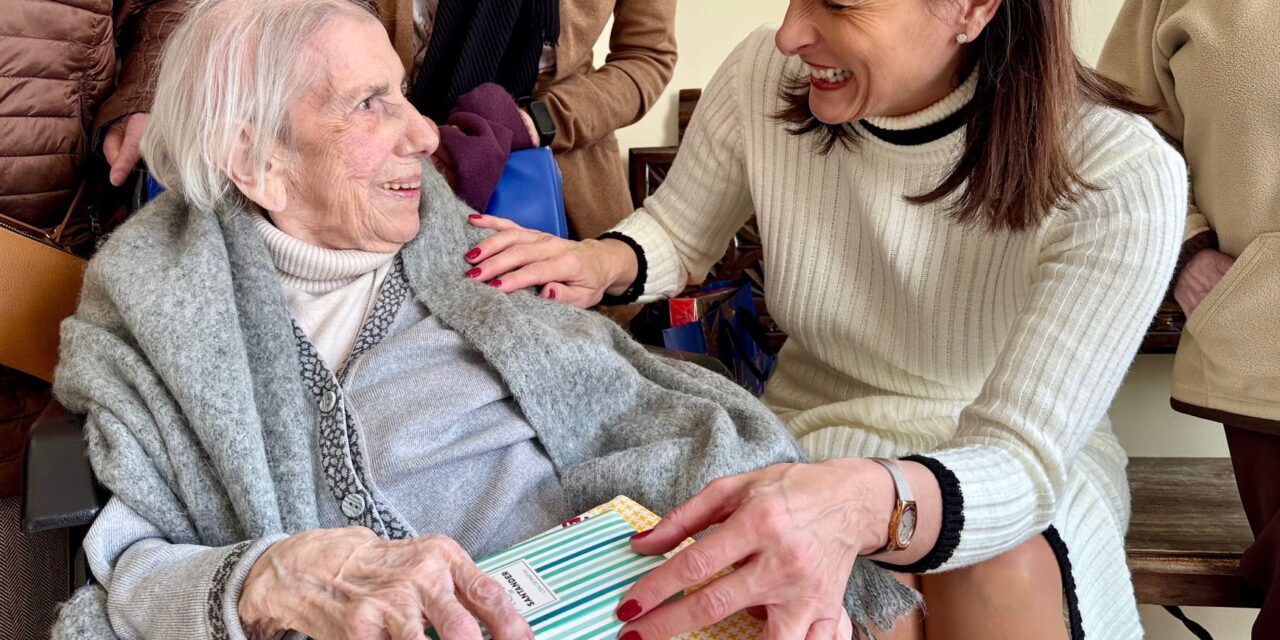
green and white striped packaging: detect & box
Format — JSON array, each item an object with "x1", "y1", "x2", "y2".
[{"x1": 474, "y1": 510, "x2": 668, "y2": 640}]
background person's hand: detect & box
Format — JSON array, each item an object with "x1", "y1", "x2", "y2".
[
  {"x1": 518, "y1": 109, "x2": 541, "y2": 147},
  {"x1": 238, "y1": 527, "x2": 532, "y2": 640},
  {"x1": 103, "y1": 113, "x2": 149, "y2": 186},
  {"x1": 465, "y1": 214, "x2": 638, "y2": 307},
  {"x1": 614, "y1": 461, "x2": 891, "y2": 640},
  {"x1": 1174, "y1": 248, "x2": 1236, "y2": 317}
]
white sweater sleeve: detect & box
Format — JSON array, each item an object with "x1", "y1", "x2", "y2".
[
  {"x1": 902, "y1": 140, "x2": 1188, "y2": 571},
  {"x1": 609, "y1": 34, "x2": 757, "y2": 301}
]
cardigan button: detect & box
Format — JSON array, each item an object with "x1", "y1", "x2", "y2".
[
  {"x1": 320, "y1": 390, "x2": 337, "y2": 413},
  {"x1": 342, "y1": 493, "x2": 366, "y2": 518}
]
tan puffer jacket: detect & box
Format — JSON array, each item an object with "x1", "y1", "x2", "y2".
[{"x1": 0, "y1": 0, "x2": 186, "y2": 233}]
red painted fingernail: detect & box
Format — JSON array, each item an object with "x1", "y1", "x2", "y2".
[
  {"x1": 616, "y1": 599, "x2": 642, "y2": 622},
  {"x1": 631, "y1": 529, "x2": 652, "y2": 541},
  {"x1": 547, "y1": 289, "x2": 557, "y2": 300},
  {"x1": 466, "y1": 268, "x2": 482, "y2": 278},
  {"x1": 488, "y1": 279, "x2": 502, "y2": 287},
  {"x1": 619, "y1": 631, "x2": 642, "y2": 640},
  {"x1": 469, "y1": 214, "x2": 483, "y2": 220},
  {"x1": 465, "y1": 248, "x2": 481, "y2": 260}
]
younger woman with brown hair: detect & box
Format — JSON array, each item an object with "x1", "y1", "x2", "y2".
[{"x1": 467, "y1": 0, "x2": 1189, "y2": 637}]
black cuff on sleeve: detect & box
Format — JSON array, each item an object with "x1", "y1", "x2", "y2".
[
  {"x1": 596, "y1": 232, "x2": 647, "y2": 306},
  {"x1": 873, "y1": 454, "x2": 964, "y2": 574}
]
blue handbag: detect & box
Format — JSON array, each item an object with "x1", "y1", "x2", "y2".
[{"x1": 484, "y1": 147, "x2": 568, "y2": 238}]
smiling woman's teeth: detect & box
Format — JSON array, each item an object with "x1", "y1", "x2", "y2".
[
  {"x1": 805, "y1": 63, "x2": 851, "y2": 83},
  {"x1": 380, "y1": 181, "x2": 421, "y2": 191}
]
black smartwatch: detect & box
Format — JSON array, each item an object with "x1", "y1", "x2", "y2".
[{"x1": 519, "y1": 97, "x2": 557, "y2": 147}]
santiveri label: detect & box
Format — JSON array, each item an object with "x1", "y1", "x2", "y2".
[
  {"x1": 472, "y1": 511, "x2": 668, "y2": 640},
  {"x1": 488, "y1": 559, "x2": 559, "y2": 615}
]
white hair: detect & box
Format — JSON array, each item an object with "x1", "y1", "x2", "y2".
[{"x1": 140, "y1": 0, "x2": 379, "y2": 211}]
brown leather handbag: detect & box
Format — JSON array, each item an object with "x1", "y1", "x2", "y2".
[{"x1": 0, "y1": 185, "x2": 89, "y2": 383}]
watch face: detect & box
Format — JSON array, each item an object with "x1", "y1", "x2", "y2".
[{"x1": 896, "y1": 507, "x2": 917, "y2": 546}]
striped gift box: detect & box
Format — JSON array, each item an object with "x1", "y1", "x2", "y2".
[{"x1": 471, "y1": 496, "x2": 763, "y2": 640}]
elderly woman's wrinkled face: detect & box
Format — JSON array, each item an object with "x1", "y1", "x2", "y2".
[
  {"x1": 776, "y1": 0, "x2": 969, "y2": 123},
  {"x1": 277, "y1": 16, "x2": 439, "y2": 252}
]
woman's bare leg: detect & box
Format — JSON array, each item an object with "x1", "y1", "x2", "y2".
[{"x1": 918, "y1": 534, "x2": 1069, "y2": 640}]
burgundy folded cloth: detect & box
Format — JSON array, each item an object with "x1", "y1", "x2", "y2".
[{"x1": 436, "y1": 83, "x2": 538, "y2": 210}]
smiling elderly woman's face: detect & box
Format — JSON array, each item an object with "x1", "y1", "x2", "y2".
[{"x1": 254, "y1": 15, "x2": 440, "y2": 252}]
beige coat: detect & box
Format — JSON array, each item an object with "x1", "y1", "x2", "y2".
[
  {"x1": 1099, "y1": 0, "x2": 1280, "y2": 429},
  {"x1": 374, "y1": 0, "x2": 677, "y2": 239}
]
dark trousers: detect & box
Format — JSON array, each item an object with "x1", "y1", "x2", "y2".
[{"x1": 1225, "y1": 425, "x2": 1280, "y2": 640}]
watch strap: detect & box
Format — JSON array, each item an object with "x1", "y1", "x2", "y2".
[{"x1": 870, "y1": 457, "x2": 914, "y2": 502}]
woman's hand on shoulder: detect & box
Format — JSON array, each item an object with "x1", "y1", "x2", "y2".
[
  {"x1": 238, "y1": 526, "x2": 531, "y2": 640},
  {"x1": 615, "y1": 460, "x2": 893, "y2": 639},
  {"x1": 464, "y1": 214, "x2": 638, "y2": 308}
]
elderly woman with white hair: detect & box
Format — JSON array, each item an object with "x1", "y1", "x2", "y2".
[{"x1": 47, "y1": 1, "x2": 919, "y2": 639}]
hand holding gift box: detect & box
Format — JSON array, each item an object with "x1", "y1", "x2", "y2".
[{"x1": 460, "y1": 497, "x2": 763, "y2": 640}]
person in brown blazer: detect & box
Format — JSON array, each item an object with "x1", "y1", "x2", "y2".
[
  {"x1": 1100, "y1": 1, "x2": 1280, "y2": 637},
  {"x1": 374, "y1": 0, "x2": 677, "y2": 240}
]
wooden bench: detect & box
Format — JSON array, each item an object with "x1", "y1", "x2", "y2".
[
  {"x1": 628, "y1": 90, "x2": 1260, "y2": 612},
  {"x1": 1127, "y1": 457, "x2": 1260, "y2": 608}
]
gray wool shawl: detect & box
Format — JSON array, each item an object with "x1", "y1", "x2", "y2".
[{"x1": 50, "y1": 166, "x2": 918, "y2": 638}]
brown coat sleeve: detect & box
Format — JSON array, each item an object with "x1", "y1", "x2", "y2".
[
  {"x1": 537, "y1": 0, "x2": 677, "y2": 152},
  {"x1": 94, "y1": 0, "x2": 192, "y2": 135},
  {"x1": 1097, "y1": 0, "x2": 1212, "y2": 248}
]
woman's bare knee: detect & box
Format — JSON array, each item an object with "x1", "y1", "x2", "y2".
[
  {"x1": 974, "y1": 535, "x2": 1061, "y2": 584},
  {"x1": 918, "y1": 535, "x2": 1067, "y2": 640}
]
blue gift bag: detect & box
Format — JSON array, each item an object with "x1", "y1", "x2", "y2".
[{"x1": 485, "y1": 147, "x2": 568, "y2": 238}]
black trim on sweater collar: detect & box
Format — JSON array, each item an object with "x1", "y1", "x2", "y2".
[{"x1": 858, "y1": 105, "x2": 969, "y2": 146}]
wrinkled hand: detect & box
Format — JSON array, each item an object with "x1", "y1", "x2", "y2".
[
  {"x1": 1175, "y1": 248, "x2": 1235, "y2": 317},
  {"x1": 465, "y1": 214, "x2": 636, "y2": 307},
  {"x1": 103, "y1": 113, "x2": 149, "y2": 186},
  {"x1": 616, "y1": 461, "x2": 888, "y2": 640},
  {"x1": 239, "y1": 527, "x2": 532, "y2": 640}
]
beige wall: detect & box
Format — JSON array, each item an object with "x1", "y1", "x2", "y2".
[{"x1": 594, "y1": 0, "x2": 1256, "y2": 637}]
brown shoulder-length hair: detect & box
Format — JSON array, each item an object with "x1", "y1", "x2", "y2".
[{"x1": 776, "y1": 0, "x2": 1155, "y2": 231}]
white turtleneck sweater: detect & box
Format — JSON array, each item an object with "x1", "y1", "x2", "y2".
[
  {"x1": 251, "y1": 213, "x2": 397, "y2": 370},
  {"x1": 611, "y1": 27, "x2": 1187, "y2": 638}
]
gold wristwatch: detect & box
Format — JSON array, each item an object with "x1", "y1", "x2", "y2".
[{"x1": 870, "y1": 458, "x2": 918, "y2": 553}]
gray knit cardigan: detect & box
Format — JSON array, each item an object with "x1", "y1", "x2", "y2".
[{"x1": 50, "y1": 166, "x2": 918, "y2": 638}]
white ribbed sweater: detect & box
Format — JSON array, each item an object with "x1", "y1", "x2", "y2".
[{"x1": 613, "y1": 27, "x2": 1187, "y2": 637}]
